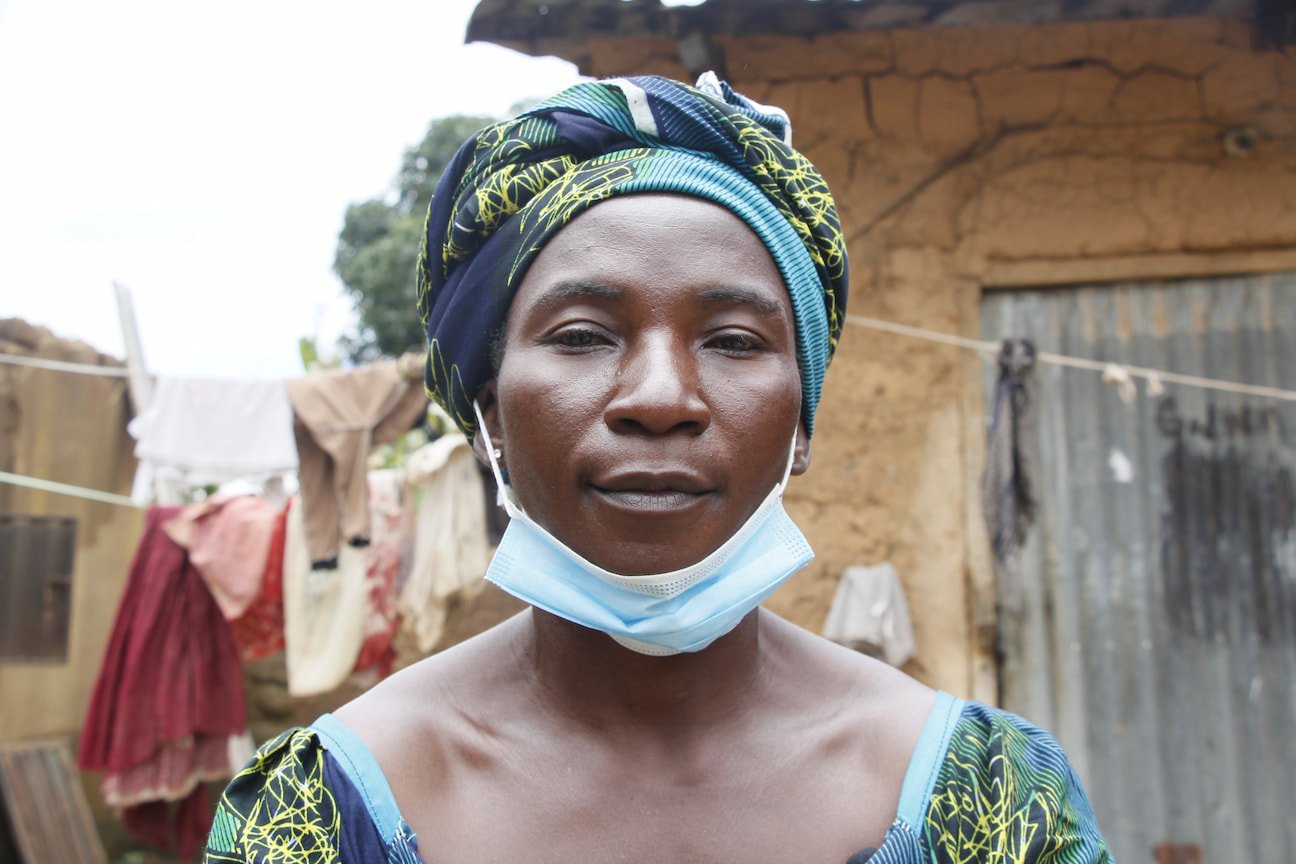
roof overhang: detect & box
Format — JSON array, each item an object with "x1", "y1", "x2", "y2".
[{"x1": 468, "y1": 0, "x2": 1286, "y2": 75}]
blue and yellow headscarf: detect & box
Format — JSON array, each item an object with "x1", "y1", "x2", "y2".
[{"x1": 417, "y1": 73, "x2": 848, "y2": 437}]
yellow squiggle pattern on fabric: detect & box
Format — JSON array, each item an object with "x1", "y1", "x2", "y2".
[
  {"x1": 203, "y1": 730, "x2": 340, "y2": 864},
  {"x1": 425, "y1": 337, "x2": 475, "y2": 437},
  {"x1": 442, "y1": 154, "x2": 575, "y2": 276},
  {"x1": 923, "y1": 711, "x2": 1109, "y2": 864},
  {"x1": 730, "y1": 116, "x2": 846, "y2": 353}
]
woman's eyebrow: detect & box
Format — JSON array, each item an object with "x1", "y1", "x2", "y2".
[
  {"x1": 697, "y1": 286, "x2": 784, "y2": 316},
  {"x1": 533, "y1": 280, "x2": 622, "y2": 310}
]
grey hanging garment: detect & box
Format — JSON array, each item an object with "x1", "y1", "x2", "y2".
[{"x1": 981, "y1": 339, "x2": 1038, "y2": 583}]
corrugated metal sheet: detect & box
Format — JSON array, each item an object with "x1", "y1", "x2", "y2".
[{"x1": 982, "y1": 272, "x2": 1296, "y2": 863}]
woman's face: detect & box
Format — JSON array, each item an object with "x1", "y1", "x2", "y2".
[{"x1": 480, "y1": 193, "x2": 809, "y2": 576}]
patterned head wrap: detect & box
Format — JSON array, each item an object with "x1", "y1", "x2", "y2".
[{"x1": 417, "y1": 73, "x2": 848, "y2": 437}]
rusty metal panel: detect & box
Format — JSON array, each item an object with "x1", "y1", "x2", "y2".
[{"x1": 982, "y1": 271, "x2": 1296, "y2": 864}]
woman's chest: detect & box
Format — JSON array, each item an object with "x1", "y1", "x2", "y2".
[{"x1": 401, "y1": 747, "x2": 900, "y2": 864}]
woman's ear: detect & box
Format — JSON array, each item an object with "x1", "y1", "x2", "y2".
[
  {"x1": 470, "y1": 381, "x2": 503, "y2": 469},
  {"x1": 791, "y1": 420, "x2": 811, "y2": 476}
]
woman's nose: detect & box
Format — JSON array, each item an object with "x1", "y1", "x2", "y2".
[{"x1": 603, "y1": 335, "x2": 710, "y2": 436}]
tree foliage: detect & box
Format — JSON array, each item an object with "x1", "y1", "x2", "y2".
[{"x1": 334, "y1": 114, "x2": 495, "y2": 363}]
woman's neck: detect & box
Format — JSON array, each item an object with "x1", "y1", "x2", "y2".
[{"x1": 515, "y1": 607, "x2": 772, "y2": 732}]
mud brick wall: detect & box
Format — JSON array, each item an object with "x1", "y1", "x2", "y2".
[
  {"x1": 579, "y1": 16, "x2": 1296, "y2": 700},
  {"x1": 0, "y1": 319, "x2": 143, "y2": 741}
]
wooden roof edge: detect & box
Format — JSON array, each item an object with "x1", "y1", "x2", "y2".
[{"x1": 467, "y1": 0, "x2": 1272, "y2": 71}]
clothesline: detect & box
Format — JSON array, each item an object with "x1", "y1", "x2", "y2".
[
  {"x1": 3, "y1": 355, "x2": 429, "y2": 521},
  {"x1": 845, "y1": 314, "x2": 1296, "y2": 403},
  {"x1": 0, "y1": 470, "x2": 142, "y2": 509},
  {"x1": 8, "y1": 315, "x2": 1294, "y2": 403},
  {"x1": 0, "y1": 352, "x2": 132, "y2": 377}
]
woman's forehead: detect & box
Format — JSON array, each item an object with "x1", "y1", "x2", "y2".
[
  {"x1": 513, "y1": 194, "x2": 790, "y2": 307},
  {"x1": 548, "y1": 193, "x2": 764, "y2": 244}
]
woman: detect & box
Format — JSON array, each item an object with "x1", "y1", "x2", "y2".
[{"x1": 205, "y1": 75, "x2": 1109, "y2": 864}]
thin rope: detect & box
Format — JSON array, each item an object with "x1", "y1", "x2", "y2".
[
  {"x1": 0, "y1": 470, "x2": 143, "y2": 509},
  {"x1": 0, "y1": 352, "x2": 131, "y2": 377},
  {"x1": 844, "y1": 313, "x2": 1296, "y2": 403},
  {"x1": 846, "y1": 314, "x2": 998, "y2": 353}
]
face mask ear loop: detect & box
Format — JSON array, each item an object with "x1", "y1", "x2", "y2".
[
  {"x1": 776, "y1": 428, "x2": 799, "y2": 493},
  {"x1": 473, "y1": 400, "x2": 522, "y2": 516}
]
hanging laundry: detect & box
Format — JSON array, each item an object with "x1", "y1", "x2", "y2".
[
  {"x1": 285, "y1": 355, "x2": 427, "y2": 567},
  {"x1": 282, "y1": 493, "x2": 368, "y2": 696},
  {"x1": 283, "y1": 472, "x2": 409, "y2": 695},
  {"x1": 352, "y1": 469, "x2": 407, "y2": 680},
  {"x1": 162, "y1": 495, "x2": 288, "y2": 662},
  {"x1": 78, "y1": 506, "x2": 247, "y2": 860},
  {"x1": 980, "y1": 338, "x2": 1038, "y2": 577},
  {"x1": 400, "y1": 434, "x2": 490, "y2": 654},
  {"x1": 821, "y1": 562, "x2": 916, "y2": 668},
  {"x1": 226, "y1": 500, "x2": 288, "y2": 663},
  {"x1": 127, "y1": 377, "x2": 298, "y2": 505},
  {"x1": 1101, "y1": 362, "x2": 1138, "y2": 403},
  {"x1": 162, "y1": 495, "x2": 280, "y2": 620}
]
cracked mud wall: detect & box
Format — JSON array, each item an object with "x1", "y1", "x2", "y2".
[
  {"x1": 0, "y1": 319, "x2": 143, "y2": 741},
  {"x1": 582, "y1": 16, "x2": 1296, "y2": 700}
]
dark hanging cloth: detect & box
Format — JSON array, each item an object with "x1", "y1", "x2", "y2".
[
  {"x1": 981, "y1": 339, "x2": 1038, "y2": 589},
  {"x1": 78, "y1": 506, "x2": 247, "y2": 860}
]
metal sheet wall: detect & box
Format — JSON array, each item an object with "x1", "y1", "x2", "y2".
[{"x1": 981, "y1": 272, "x2": 1296, "y2": 864}]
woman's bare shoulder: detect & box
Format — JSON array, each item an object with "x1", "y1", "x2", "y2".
[
  {"x1": 331, "y1": 613, "x2": 530, "y2": 777},
  {"x1": 760, "y1": 611, "x2": 937, "y2": 754}
]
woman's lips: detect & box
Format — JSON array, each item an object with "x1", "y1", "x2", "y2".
[
  {"x1": 590, "y1": 471, "x2": 713, "y2": 513},
  {"x1": 593, "y1": 488, "x2": 710, "y2": 512}
]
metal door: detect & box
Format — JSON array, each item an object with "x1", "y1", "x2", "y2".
[{"x1": 981, "y1": 272, "x2": 1296, "y2": 863}]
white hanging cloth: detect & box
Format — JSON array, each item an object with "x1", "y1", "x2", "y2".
[
  {"x1": 821, "y1": 562, "x2": 917, "y2": 668},
  {"x1": 128, "y1": 377, "x2": 298, "y2": 504},
  {"x1": 282, "y1": 494, "x2": 368, "y2": 696},
  {"x1": 398, "y1": 434, "x2": 490, "y2": 654}
]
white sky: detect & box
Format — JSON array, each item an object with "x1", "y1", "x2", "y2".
[{"x1": 0, "y1": 0, "x2": 586, "y2": 379}]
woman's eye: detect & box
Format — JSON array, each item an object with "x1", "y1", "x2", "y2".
[
  {"x1": 710, "y1": 332, "x2": 763, "y2": 353},
  {"x1": 552, "y1": 328, "x2": 605, "y2": 349}
]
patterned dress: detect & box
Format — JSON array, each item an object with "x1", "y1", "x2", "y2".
[{"x1": 203, "y1": 693, "x2": 1111, "y2": 863}]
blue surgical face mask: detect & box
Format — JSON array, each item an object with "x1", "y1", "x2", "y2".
[{"x1": 474, "y1": 401, "x2": 814, "y2": 656}]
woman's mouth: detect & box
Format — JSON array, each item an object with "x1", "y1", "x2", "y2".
[
  {"x1": 592, "y1": 488, "x2": 710, "y2": 512},
  {"x1": 590, "y1": 471, "x2": 713, "y2": 513}
]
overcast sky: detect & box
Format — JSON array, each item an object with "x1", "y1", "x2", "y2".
[{"x1": 0, "y1": 0, "x2": 587, "y2": 379}]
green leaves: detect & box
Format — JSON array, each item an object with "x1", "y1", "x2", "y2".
[
  {"x1": 395, "y1": 114, "x2": 495, "y2": 219},
  {"x1": 334, "y1": 115, "x2": 495, "y2": 364}
]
